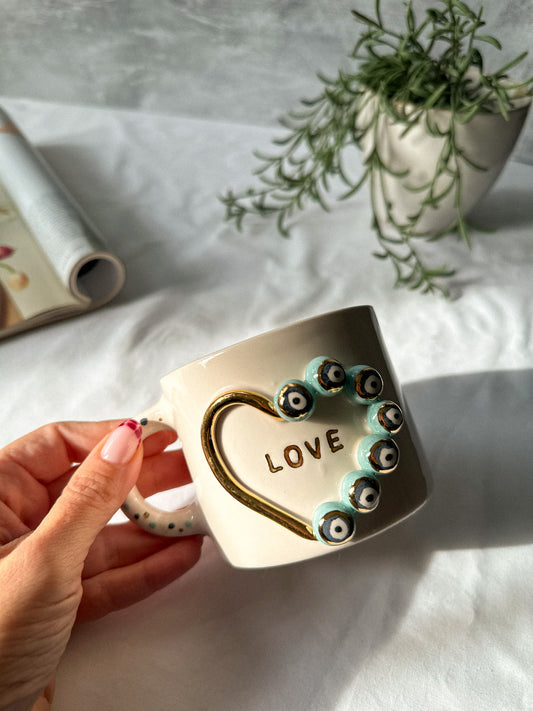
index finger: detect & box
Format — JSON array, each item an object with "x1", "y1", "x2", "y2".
[
  {"x1": 0, "y1": 421, "x2": 120, "y2": 484},
  {"x1": 1, "y1": 421, "x2": 178, "y2": 484}
]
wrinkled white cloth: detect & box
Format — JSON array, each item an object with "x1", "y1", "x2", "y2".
[{"x1": 0, "y1": 98, "x2": 532, "y2": 711}]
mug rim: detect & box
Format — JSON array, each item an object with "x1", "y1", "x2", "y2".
[{"x1": 163, "y1": 304, "x2": 375, "y2": 383}]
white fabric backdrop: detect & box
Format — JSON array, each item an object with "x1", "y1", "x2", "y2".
[{"x1": 0, "y1": 98, "x2": 532, "y2": 710}]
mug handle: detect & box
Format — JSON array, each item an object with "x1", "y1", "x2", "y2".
[{"x1": 120, "y1": 412, "x2": 208, "y2": 537}]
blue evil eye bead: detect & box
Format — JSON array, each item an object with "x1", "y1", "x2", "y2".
[
  {"x1": 275, "y1": 380, "x2": 316, "y2": 421},
  {"x1": 313, "y1": 502, "x2": 356, "y2": 545},
  {"x1": 305, "y1": 357, "x2": 346, "y2": 396},
  {"x1": 357, "y1": 434, "x2": 399, "y2": 474},
  {"x1": 345, "y1": 365, "x2": 383, "y2": 404},
  {"x1": 341, "y1": 472, "x2": 381, "y2": 513},
  {"x1": 367, "y1": 400, "x2": 404, "y2": 435}
]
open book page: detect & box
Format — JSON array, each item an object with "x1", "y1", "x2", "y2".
[
  {"x1": 0, "y1": 181, "x2": 81, "y2": 333},
  {"x1": 0, "y1": 107, "x2": 125, "y2": 339}
]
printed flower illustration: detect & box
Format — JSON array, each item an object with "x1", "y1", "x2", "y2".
[
  {"x1": 7, "y1": 271, "x2": 29, "y2": 290},
  {"x1": 0, "y1": 245, "x2": 30, "y2": 290},
  {"x1": 0, "y1": 207, "x2": 15, "y2": 225}
]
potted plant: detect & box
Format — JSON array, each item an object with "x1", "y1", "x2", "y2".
[{"x1": 221, "y1": 0, "x2": 532, "y2": 296}]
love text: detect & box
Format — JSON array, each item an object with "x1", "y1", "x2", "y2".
[{"x1": 265, "y1": 429, "x2": 344, "y2": 472}]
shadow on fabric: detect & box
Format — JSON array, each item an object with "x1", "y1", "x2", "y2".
[
  {"x1": 38, "y1": 143, "x2": 210, "y2": 302},
  {"x1": 403, "y1": 368, "x2": 533, "y2": 551},
  {"x1": 469, "y1": 187, "x2": 533, "y2": 229}
]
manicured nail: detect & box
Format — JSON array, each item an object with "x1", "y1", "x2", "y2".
[{"x1": 101, "y1": 420, "x2": 142, "y2": 464}]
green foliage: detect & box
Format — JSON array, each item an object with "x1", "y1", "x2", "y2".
[{"x1": 220, "y1": 0, "x2": 532, "y2": 296}]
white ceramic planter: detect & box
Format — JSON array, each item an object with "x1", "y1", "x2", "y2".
[{"x1": 357, "y1": 89, "x2": 531, "y2": 237}]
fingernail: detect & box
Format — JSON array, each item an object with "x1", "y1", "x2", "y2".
[{"x1": 101, "y1": 419, "x2": 142, "y2": 464}]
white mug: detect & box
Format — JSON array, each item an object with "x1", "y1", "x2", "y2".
[{"x1": 122, "y1": 306, "x2": 429, "y2": 568}]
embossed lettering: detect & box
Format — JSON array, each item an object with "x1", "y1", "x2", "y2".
[
  {"x1": 326, "y1": 429, "x2": 344, "y2": 453},
  {"x1": 304, "y1": 437, "x2": 321, "y2": 459},
  {"x1": 284, "y1": 445, "x2": 304, "y2": 468},
  {"x1": 265, "y1": 429, "x2": 344, "y2": 473},
  {"x1": 265, "y1": 454, "x2": 283, "y2": 473}
]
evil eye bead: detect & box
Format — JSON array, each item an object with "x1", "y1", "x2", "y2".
[
  {"x1": 305, "y1": 357, "x2": 346, "y2": 396},
  {"x1": 345, "y1": 365, "x2": 383, "y2": 404},
  {"x1": 313, "y1": 502, "x2": 356, "y2": 545},
  {"x1": 357, "y1": 434, "x2": 399, "y2": 474},
  {"x1": 275, "y1": 380, "x2": 316, "y2": 421},
  {"x1": 341, "y1": 472, "x2": 381, "y2": 513},
  {"x1": 367, "y1": 400, "x2": 404, "y2": 435}
]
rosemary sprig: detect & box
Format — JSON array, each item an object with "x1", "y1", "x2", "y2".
[
  {"x1": 221, "y1": 0, "x2": 532, "y2": 296},
  {"x1": 221, "y1": 70, "x2": 365, "y2": 237}
]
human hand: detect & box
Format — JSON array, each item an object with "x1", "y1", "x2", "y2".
[{"x1": 0, "y1": 420, "x2": 203, "y2": 710}]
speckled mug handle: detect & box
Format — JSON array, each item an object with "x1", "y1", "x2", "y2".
[{"x1": 121, "y1": 416, "x2": 208, "y2": 537}]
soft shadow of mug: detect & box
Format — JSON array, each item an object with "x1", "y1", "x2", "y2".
[{"x1": 122, "y1": 306, "x2": 429, "y2": 568}]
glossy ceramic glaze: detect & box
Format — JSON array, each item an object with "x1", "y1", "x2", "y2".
[
  {"x1": 357, "y1": 91, "x2": 531, "y2": 236},
  {"x1": 122, "y1": 305, "x2": 429, "y2": 568}
]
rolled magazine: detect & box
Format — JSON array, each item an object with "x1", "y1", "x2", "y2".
[{"x1": 0, "y1": 106, "x2": 125, "y2": 338}]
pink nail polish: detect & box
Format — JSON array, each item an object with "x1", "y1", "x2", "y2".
[{"x1": 101, "y1": 419, "x2": 142, "y2": 464}]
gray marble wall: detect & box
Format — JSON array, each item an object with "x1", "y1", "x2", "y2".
[{"x1": 1, "y1": 0, "x2": 532, "y2": 161}]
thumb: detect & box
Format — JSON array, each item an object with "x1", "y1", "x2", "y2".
[{"x1": 36, "y1": 420, "x2": 143, "y2": 570}]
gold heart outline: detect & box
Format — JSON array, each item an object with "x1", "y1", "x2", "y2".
[{"x1": 201, "y1": 390, "x2": 316, "y2": 541}]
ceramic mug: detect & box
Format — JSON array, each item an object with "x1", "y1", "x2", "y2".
[{"x1": 122, "y1": 305, "x2": 429, "y2": 568}]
